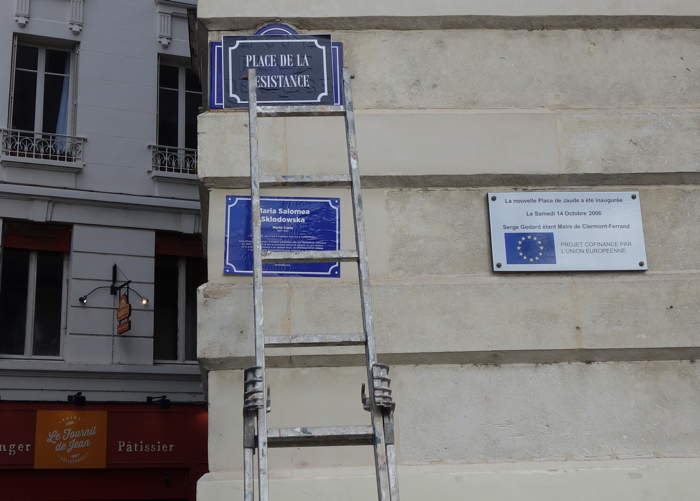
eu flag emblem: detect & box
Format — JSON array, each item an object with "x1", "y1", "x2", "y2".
[{"x1": 505, "y1": 233, "x2": 556, "y2": 264}]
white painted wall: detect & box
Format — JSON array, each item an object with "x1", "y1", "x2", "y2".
[{"x1": 0, "y1": 0, "x2": 204, "y2": 403}]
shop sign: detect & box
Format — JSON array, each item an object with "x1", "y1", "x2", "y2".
[
  {"x1": 221, "y1": 34, "x2": 334, "y2": 108},
  {"x1": 0, "y1": 404, "x2": 207, "y2": 470},
  {"x1": 34, "y1": 410, "x2": 107, "y2": 469},
  {"x1": 0, "y1": 410, "x2": 34, "y2": 467},
  {"x1": 108, "y1": 409, "x2": 206, "y2": 465},
  {"x1": 116, "y1": 294, "x2": 131, "y2": 335},
  {"x1": 224, "y1": 196, "x2": 340, "y2": 277},
  {"x1": 488, "y1": 191, "x2": 648, "y2": 272}
]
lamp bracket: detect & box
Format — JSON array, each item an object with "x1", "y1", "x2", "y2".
[{"x1": 110, "y1": 264, "x2": 131, "y2": 295}]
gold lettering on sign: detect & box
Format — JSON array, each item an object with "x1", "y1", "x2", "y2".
[
  {"x1": 117, "y1": 440, "x2": 176, "y2": 453},
  {"x1": 34, "y1": 411, "x2": 107, "y2": 469}
]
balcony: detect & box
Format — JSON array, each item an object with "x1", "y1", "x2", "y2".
[
  {"x1": 0, "y1": 128, "x2": 86, "y2": 171},
  {"x1": 149, "y1": 144, "x2": 198, "y2": 179}
]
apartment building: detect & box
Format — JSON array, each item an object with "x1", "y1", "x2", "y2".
[{"x1": 0, "y1": 1, "x2": 206, "y2": 500}]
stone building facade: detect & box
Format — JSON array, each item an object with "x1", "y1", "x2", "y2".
[{"x1": 195, "y1": 2, "x2": 700, "y2": 500}]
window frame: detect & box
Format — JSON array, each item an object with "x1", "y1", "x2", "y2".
[
  {"x1": 156, "y1": 60, "x2": 201, "y2": 150},
  {"x1": 8, "y1": 35, "x2": 78, "y2": 136},
  {"x1": 153, "y1": 255, "x2": 201, "y2": 365},
  {"x1": 0, "y1": 244, "x2": 69, "y2": 360}
]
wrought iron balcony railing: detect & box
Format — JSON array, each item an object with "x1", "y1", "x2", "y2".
[
  {"x1": 0, "y1": 128, "x2": 86, "y2": 165},
  {"x1": 149, "y1": 144, "x2": 198, "y2": 176}
]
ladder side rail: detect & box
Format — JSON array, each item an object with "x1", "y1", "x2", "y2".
[
  {"x1": 384, "y1": 412, "x2": 400, "y2": 501},
  {"x1": 387, "y1": 443, "x2": 399, "y2": 500},
  {"x1": 243, "y1": 410, "x2": 256, "y2": 501},
  {"x1": 342, "y1": 68, "x2": 392, "y2": 501},
  {"x1": 247, "y1": 68, "x2": 270, "y2": 501},
  {"x1": 243, "y1": 448, "x2": 255, "y2": 501}
]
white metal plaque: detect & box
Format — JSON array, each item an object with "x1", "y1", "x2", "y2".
[{"x1": 488, "y1": 191, "x2": 648, "y2": 272}]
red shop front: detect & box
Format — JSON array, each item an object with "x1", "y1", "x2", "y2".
[{"x1": 0, "y1": 402, "x2": 208, "y2": 501}]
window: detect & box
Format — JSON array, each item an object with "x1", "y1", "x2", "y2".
[
  {"x1": 153, "y1": 233, "x2": 206, "y2": 362},
  {"x1": 0, "y1": 221, "x2": 70, "y2": 357},
  {"x1": 11, "y1": 43, "x2": 73, "y2": 135},
  {"x1": 151, "y1": 63, "x2": 201, "y2": 175},
  {"x1": 4, "y1": 38, "x2": 84, "y2": 164},
  {"x1": 158, "y1": 63, "x2": 201, "y2": 150}
]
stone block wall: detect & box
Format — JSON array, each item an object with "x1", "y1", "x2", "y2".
[{"x1": 197, "y1": 10, "x2": 700, "y2": 500}]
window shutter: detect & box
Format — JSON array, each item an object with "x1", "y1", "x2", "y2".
[
  {"x1": 2, "y1": 221, "x2": 71, "y2": 252},
  {"x1": 155, "y1": 232, "x2": 203, "y2": 258}
]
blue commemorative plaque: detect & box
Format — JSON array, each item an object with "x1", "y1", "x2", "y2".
[
  {"x1": 222, "y1": 35, "x2": 334, "y2": 108},
  {"x1": 224, "y1": 196, "x2": 340, "y2": 277}
]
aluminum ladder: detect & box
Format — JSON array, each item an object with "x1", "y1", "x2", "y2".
[{"x1": 241, "y1": 67, "x2": 400, "y2": 501}]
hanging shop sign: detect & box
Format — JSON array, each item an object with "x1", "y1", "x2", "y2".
[
  {"x1": 488, "y1": 191, "x2": 648, "y2": 272},
  {"x1": 116, "y1": 294, "x2": 131, "y2": 335},
  {"x1": 220, "y1": 33, "x2": 335, "y2": 108},
  {"x1": 224, "y1": 196, "x2": 340, "y2": 277}
]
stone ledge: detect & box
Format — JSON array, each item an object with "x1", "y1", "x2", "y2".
[
  {"x1": 198, "y1": 457, "x2": 700, "y2": 501},
  {"x1": 201, "y1": 172, "x2": 700, "y2": 190},
  {"x1": 200, "y1": 346, "x2": 700, "y2": 371}
]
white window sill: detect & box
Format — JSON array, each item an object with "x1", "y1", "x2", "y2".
[
  {"x1": 149, "y1": 170, "x2": 199, "y2": 182},
  {"x1": 0, "y1": 354, "x2": 63, "y2": 361},
  {"x1": 1, "y1": 155, "x2": 84, "y2": 172},
  {"x1": 0, "y1": 358, "x2": 202, "y2": 375},
  {"x1": 154, "y1": 359, "x2": 200, "y2": 365}
]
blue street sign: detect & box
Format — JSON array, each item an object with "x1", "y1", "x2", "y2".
[
  {"x1": 221, "y1": 35, "x2": 334, "y2": 108},
  {"x1": 210, "y1": 29, "x2": 343, "y2": 109},
  {"x1": 224, "y1": 196, "x2": 341, "y2": 277},
  {"x1": 253, "y1": 23, "x2": 298, "y2": 36}
]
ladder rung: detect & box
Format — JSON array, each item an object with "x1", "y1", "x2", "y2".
[
  {"x1": 262, "y1": 250, "x2": 358, "y2": 263},
  {"x1": 256, "y1": 105, "x2": 345, "y2": 117},
  {"x1": 259, "y1": 174, "x2": 352, "y2": 187},
  {"x1": 265, "y1": 333, "x2": 366, "y2": 347},
  {"x1": 267, "y1": 426, "x2": 374, "y2": 448}
]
